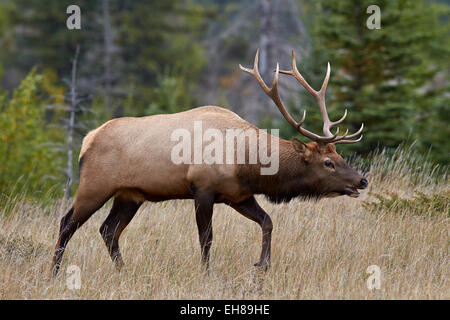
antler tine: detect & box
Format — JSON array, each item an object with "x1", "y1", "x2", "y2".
[
  {"x1": 329, "y1": 128, "x2": 349, "y2": 143},
  {"x1": 279, "y1": 50, "x2": 316, "y2": 96},
  {"x1": 332, "y1": 123, "x2": 364, "y2": 144},
  {"x1": 331, "y1": 109, "x2": 347, "y2": 126},
  {"x1": 345, "y1": 123, "x2": 364, "y2": 139},
  {"x1": 334, "y1": 135, "x2": 363, "y2": 144},
  {"x1": 318, "y1": 62, "x2": 331, "y2": 99},
  {"x1": 239, "y1": 49, "x2": 271, "y2": 94},
  {"x1": 318, "y1": 62, "x2": 335, "y2": 137},
  {"x1": 297, "y1": 109, "x2": 306, "y2": 127},
  {"x1": 329, "y1": 122, "x2": 364, "y2": 143}
]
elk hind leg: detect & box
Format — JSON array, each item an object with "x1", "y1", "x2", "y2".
[
  {"x1": 99, "y1": 197, "x2": 142, "y2": 270},
  {"x1": 51, "y1": 188, "x2": 112, "y2": 277},
  {"x1": 194, "y1": 190, "x2": 215, "y2": 269}
]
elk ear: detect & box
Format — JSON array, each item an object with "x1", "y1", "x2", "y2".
[
  {"x1": 291, "y1": 137, "x2": 308, "y2": 154},
  {"x1": 292, "y1": 138, "x2": 313, "y2": 162},
  {"x1": 326, "y1": 143, "x2": 336, "y2": 153}
]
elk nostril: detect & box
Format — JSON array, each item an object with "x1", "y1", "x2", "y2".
[{"x1": 360, "y1": 178, "x2": 368, "y2": 188}]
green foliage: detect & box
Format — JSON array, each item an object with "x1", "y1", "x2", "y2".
[
  {"x1": 0, "y1": 70, "x2": 64, "y2": 198},
  {"x1": 363, "y1": 190, "x2": 450, "y2": 217},
  {"x1": 147, "y1": 73, "x2": 196, "y2": 115}
]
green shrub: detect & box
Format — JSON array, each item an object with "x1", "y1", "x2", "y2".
[{"x1": 363, "y1": 190, "x2": 450, "y2": 217}]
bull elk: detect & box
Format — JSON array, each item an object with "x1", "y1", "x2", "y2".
[{"x1": 50, "y1": 50, "x2": 368, "y2": 277}]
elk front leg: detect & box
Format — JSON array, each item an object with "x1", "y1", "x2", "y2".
[
  {"x1": 194, "y1": 190, "x2": 215, "y2": 269},
  {"x1": 229, "y1": 196, "x2": 273, "y2": 270}
]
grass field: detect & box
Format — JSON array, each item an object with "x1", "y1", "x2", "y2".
[{"x1": 0, "y1": 148, "x2": 448, "y2": 299}]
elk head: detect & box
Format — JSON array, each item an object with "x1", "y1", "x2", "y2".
[{"x1": 240, "y1": 50, "x2": 368, "y2": 198}]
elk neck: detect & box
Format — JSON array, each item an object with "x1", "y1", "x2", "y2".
[{"x1": 237, "y1": 139, "x2": 321, "y2": 203}]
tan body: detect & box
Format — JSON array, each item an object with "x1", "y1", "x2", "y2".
[{"x1": 78, "y1": 106, "x2": 254, "y2": 205}]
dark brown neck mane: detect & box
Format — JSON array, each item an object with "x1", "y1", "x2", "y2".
[{"x1": 237, "y1": 139, "x2": 322, "y2": 203}]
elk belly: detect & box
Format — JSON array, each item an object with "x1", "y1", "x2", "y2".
[{"x1": 114, "y1": 188, "x2": 147, "y2": 203}]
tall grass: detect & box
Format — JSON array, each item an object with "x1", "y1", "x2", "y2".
[{"x1": 0, "y1": 148, "x2": 448, "y2": 299}]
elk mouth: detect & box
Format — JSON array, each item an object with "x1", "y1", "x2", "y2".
[{"x1": 343, "y1": 187, "x2": 360, "y2": 198}]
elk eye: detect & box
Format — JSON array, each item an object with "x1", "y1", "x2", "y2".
[{"x1": 325, "y1": 160, "x2": 335, "y2": 169}]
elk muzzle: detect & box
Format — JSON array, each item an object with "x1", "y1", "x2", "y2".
[{"x1": 344, "y1": 178, "x2": 368, "y2": 198}]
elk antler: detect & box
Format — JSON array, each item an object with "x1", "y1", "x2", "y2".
[{"x1": 239, "y1": 49, "x2": 363, "y2": 144}]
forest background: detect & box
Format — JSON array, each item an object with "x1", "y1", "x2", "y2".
[{"x1": 0, "y1": 0, "x2": 448, "y2": 199}]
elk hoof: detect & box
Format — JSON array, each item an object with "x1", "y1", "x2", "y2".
[{"x1": 253, "y1": 261, "x2": 270, "y2": 272}]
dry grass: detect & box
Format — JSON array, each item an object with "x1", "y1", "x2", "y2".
[{"x1": 0, "y1": 148, "x2": 448, "y2": 299}]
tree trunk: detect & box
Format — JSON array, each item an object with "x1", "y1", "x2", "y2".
[
  {"x1": 102, "y1": 0, "x2": 114, "y2": 115},
  {"x1": 65, "y1": 45, "x2": 80, "y2": 201}
]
